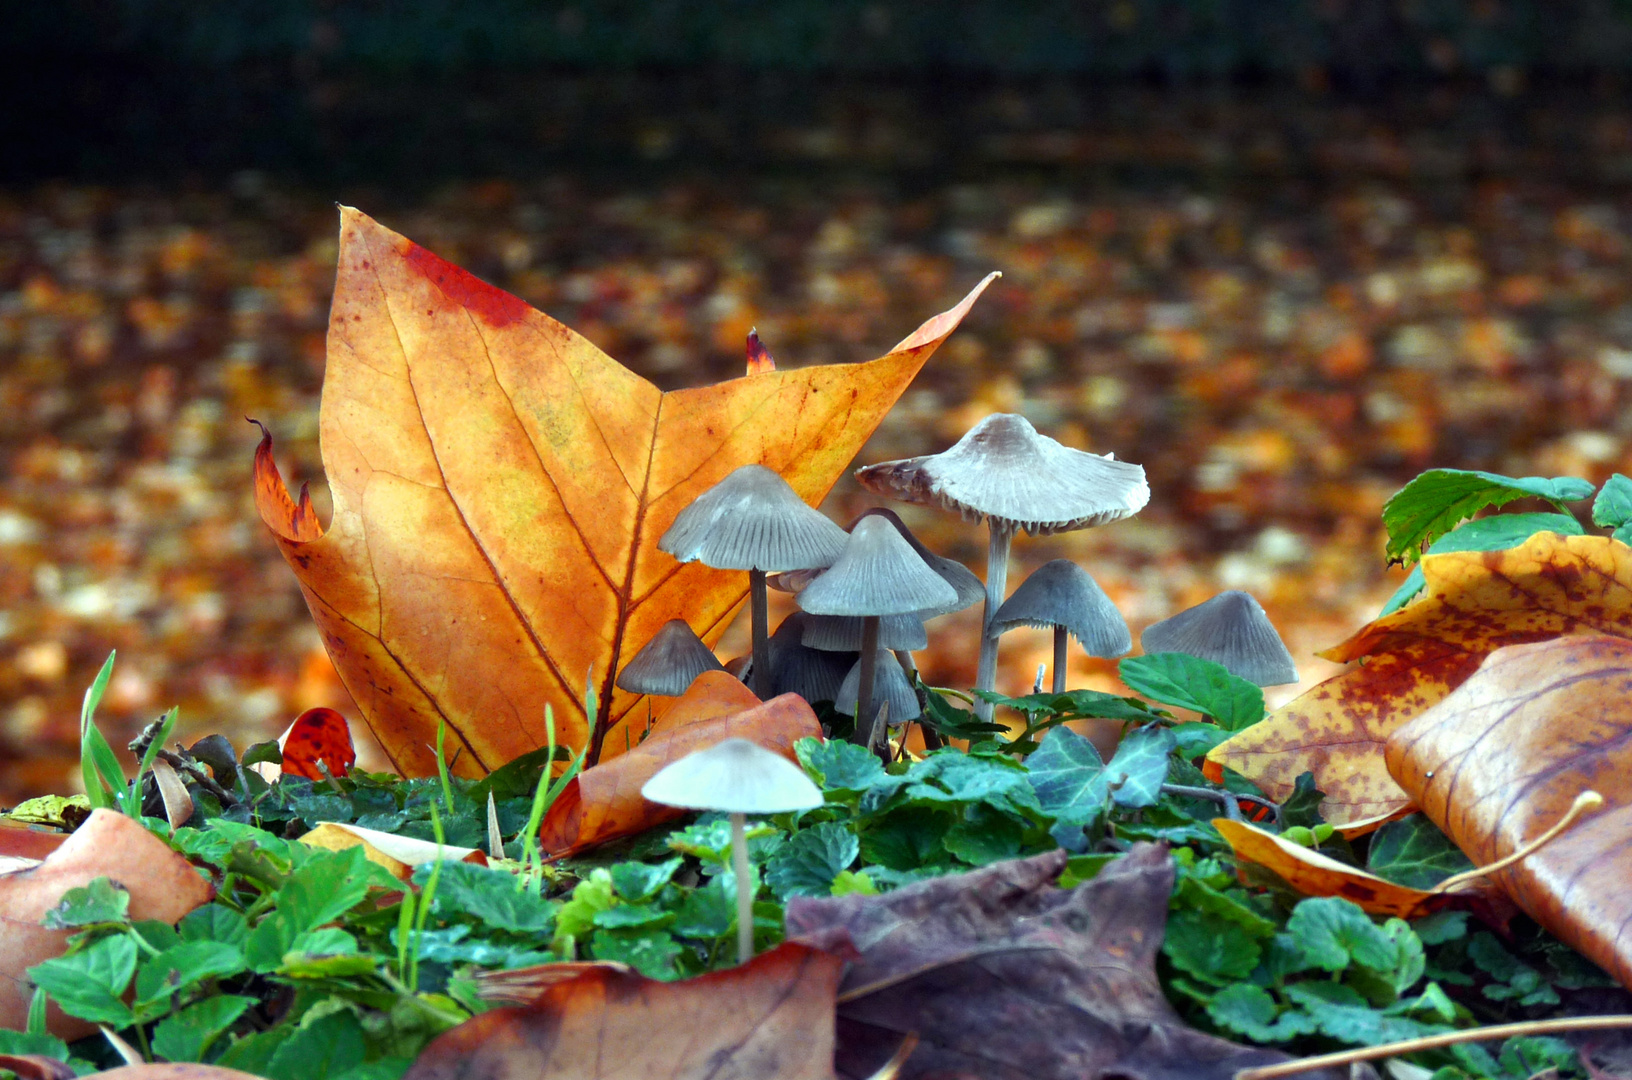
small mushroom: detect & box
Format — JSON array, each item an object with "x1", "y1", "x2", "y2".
[
  {"x1": 641, "y1": 738, "x2": 822, "y2": 963},
  {"x1": 797, "y1": 516, "x2": 957, "y2": 745},
  {"x1": 835, "y1": 650, "x2": 922, "y2": 731},
  {"x1": 765, "y1": 613, "x2": 854, "y2": 704},
  {"x1": 659, "y1": 464, "x2": 848, "y2": 697},
  {"x1": 615, "y1": 619, "x2": 727, "y2": 696},
  {"x1": 1140, "y1": 590, "x2": 1298, "y2": 687},
  {"x1": 989, "y1": 559, "x2": 1130, "y2": 694},
  {"x1": 856, "y1": 413, "x2": 1147, "y2": 718}
]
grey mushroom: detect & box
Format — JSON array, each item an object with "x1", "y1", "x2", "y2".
[
  {"x1": 1140, "y1": 590, "x2": 1298, "y2": 687},
  {"x1": 856, "y1": 413, "x2": 1147, "y2": 719},
  {"x1": 801, "y1": 612, "x2": 927, "y2": 652},
  {"x1": 659, "y1": 464, "x2": 848, "y2": 698},
  {"x1": 765, "y1": 613, "x2": 854, "y2": 705},
  {"x1": 989, "y1": 560, "x2": 1130, "y2": 695},
  {"x1": 835, "y1": 651, "x2": 922, "y2": 731},
  {"x1": 615, "y1": 619, "x2": 727, "y2": 696}
]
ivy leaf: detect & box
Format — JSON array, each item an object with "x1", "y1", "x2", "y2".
[
  {"x1": 764, "y1": 823, "x2": 859, "y2": 899},
  {"x1": 29, "y1": 934, "x2": 138, "y2": 1026},
  {"x1": 1205, "y1": 984, "x2": 1317, "y2": 1043},
  {"x1": 1285, "y1": 897, "x2": 1397, "y2": 973},
  {"x1": 978, "y1": 689, "x2": 1162, "y2": 725},
  {"x1": 40, "y1": 877, "x2": 129, "y2": 930},
  {"x1": 1593, "y1": 473, "x2": 1632, "y2": 544},
  {"x1": 1278, "y1": 772, "x2": 1326, "y2": 829},
  {"x1": 794, "y1": 737, "x2": 883, "y2": 795},
  {"x1": 1366, "y1": 815, "x2": 1474, "y2": 890},
  {"x1": 1161, "y1": 908, "x2": 1261, "y2": 984},
  {"x1": 151, "y1": 995, "x2": 255, "y2": 1062},
  {"x1": 1379, "y1": 511, "x2": 1585, "y2": 615},
  {"x1": 1023, "y1": 726, "x2": 1107, "y2": 820},
  {"x1": 1118, "y1": 654, "x2": 1264, "y2": 732},
  {"x1": 1382, "y1": 469, "x2": 1593, "y2": 566},
  {"x1": 1104, "y1": 724, "x2": 1175, "y2": 808}
]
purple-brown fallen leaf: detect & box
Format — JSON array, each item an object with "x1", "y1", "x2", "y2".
[
  {"x1": 403, "y1": 942, "x2": 843, "y2": 1080},
  {"x1": 786, "y1": 845, "x2": 1350, "y2": 1080}
]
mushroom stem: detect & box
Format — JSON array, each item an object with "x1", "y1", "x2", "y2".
[
  {"x1": 1052, "y1": 625, "x2": 1067, "y2": 694},
  {"x1": 855, "y1": 617, "x2": 880, "y2": 748},
  {"x1": 894, "y1": 649, "x2": 941, "y2": 750},
  {"x1": 749, "y1": 569, "x2": 771, "y2": 697},
  {"x1": 731, "y1": 811, "x2": 753, "y2": 964},
  {"x1": 974, "y1": 522, "x2": 1016, "y2": 720}
]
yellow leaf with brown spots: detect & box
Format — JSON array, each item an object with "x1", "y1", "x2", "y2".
[
  {"x1": 1208, "y1": 533, "x2": 1632, "y2": 827},
  {"x1": 255, "y1": 208, "x2": 995, "y2": 775}
]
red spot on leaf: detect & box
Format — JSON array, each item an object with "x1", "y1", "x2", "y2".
[
  {"x1": 281, "y1": 706, "x2": 356, "y2": 780},
  {"x1": 404, "y1": 242, "x2": 532, "y2": 329}
]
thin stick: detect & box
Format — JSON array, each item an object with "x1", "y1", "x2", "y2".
[
  {"x1": 1160, "y1": 783, "x2": 1243, "y2": 822},
  {"x1": 1233, "y1": 1015, "x2": 1632, "y2": 1080},
  {"x1": 1431, "y1": 790, "x2": 1602, "y2": 895}
]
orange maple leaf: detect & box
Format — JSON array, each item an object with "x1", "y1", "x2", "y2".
[
  {"x1": 254, "y1": 208, "x2": 995, "y2": 775},
  {"x1": 1208, "y1": 532, "x2": 1632, "y2": 826}
]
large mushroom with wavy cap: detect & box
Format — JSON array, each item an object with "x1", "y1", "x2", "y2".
[
  {"x1": 796, "y1": 515, "x2": 957, "y2": 745},
  {"x1": 855, "y1": 413, "x2": 1148, "y2": 718},
  {"x1": 659, "y1": 464, "x2": 849, "y2": 697}
]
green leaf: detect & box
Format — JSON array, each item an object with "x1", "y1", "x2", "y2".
[
  {"x1": 151, "y1": 995, "x2": 254, "y2": 1062},
  {"x1": 1172, "y1": 877, "x2": 1277, "y2": 939},
  {"x1": 242, "y1": 740, "x2": 283, "y2": 768},
  {"x1": 265, "y1": 1010, "x2": 368, "y2": 1080},
  {"x1": 40, "y1": 877, "x2": 130, "y2": 929},
  {"x1": 942, "y1": 805, "x2": 1026, "y2": 866},
  {"x1": 216, "y1": 1028, "x2": 294, "y2": 1076},
  {"x1": 78, "y1": 651, "x2": 123, "y2": 811},
  {"x1": 795, "y1": 737, "x2": 884, "y2": 795},
  {"x1": 1593, "y1": 473, "x2": 1632, "y2": 533},
  {"x1": 1412, "y1": 910, "x2": 1468, "y2": 946},
  {"x1": 765, "y1": 823, "x2": 859, "y2": 899},
  {"x1": 1057, "y1": 853, "x2": 1117, "y2": 889},
  {"x1": 860, "y1": 807, "x2": 952, "y2": 872},
  {"x1": 1118, "y1": 654, "x2": 1264, "y2": 731},
  {"x1": 1206, "y1": 984, "x2": 1317, "y2": 1043},
  {"x1": 1161, "y1": 908, "x2": 1261, "y2": 984},
  {"x1": 1382, "y1": 469, "x2": 1593, "y2": 566},
  {"x1": 1383, "y1": 918, "x2": 1427, "y2": 996},
  {"x1": 135, "y1": 940, "x2": 246, "y2": 1005},
  {"x1": 592, "y1": 903, "x2": 674, "y2": 930},
  {"x1": 1278, "y1": 772, "x2": 1327, "y2": 829},
  {"x1": 1379, "y1": 511, "x2": 1585, "y2": 614},
  {"x1": 554, "y1": 869, "x2": 616, "y2": 943},
  {"x1": 178, "y1": 904, "x2": 250, "y2": 948},
  {"x1": 829, "y1": 870, "x2": 876, "y2": 896},
  {"x1": 977, "y1": 689, "x2": 1161, "y2": 725},
  {"x1": 608, "y1": 858, "x2": 683, "y2": 903},
  {"x1": 0, "y1": 1031, "x2": 70, "y2": 1062},
  {"x1": 1024, "y1": 726, "x2": 1107, "y2": 820},
  {"x1": 591, "y1": 929, "x2": 683, "y2": 979},
  {"x1": 29, "y1": 934, "x2": 138, "y2": 1026},
  {"x1": 1170, "y1": 722, "x2": 1231, "y2": 758},
  {"x1": 1367, "y1": 815, "x2": 1475, "y2": 889},
  {"x1": 1283, "y1": 982, "x2": 1452, "y2": 1045},
  {"x1": 671, "y1": 876, "x2": 735, "y2": 938},
  {"x1": 880, "y1": 750, "x2": 1042, "y2": 818},
  {"x1": 394, "y1": 925, "x2": 551, "y2": 969},
  {"x1": 279, "y1": 846, "x2": 373, "y2": 932},
  {"x1": 1285, "y1": 897, "x2": 1397, "y2": 973},
  {"x1": 417, "y1": 860, "x2": 559, "y2": 934},
  {"x1": 1104, "y1": 724, "x2": 1175, "y2": 808},
  {"x1": 1497, "y1": 1036, "x2": 1576, "y2": 1078}
]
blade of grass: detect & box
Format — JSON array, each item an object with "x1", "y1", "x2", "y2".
[
  {"x1": 79, "y1": 651, "x2": 126, "y2": 811},
  {"x1": 434, "y1": 720, "x2": 455, "y2": 816},
  {"x1": 409, "y1": 805, "x2": 446, "y2": 993},
  {"x1": 118, "y1": 706, "x2": 178, "y2": 818}
]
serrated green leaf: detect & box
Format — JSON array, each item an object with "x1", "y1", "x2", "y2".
[
  {"x1": 1172, "y1": 877, "x2": 1277, "y2": 939},
  {"x1": 151, "y1": 994, "x2": 254, "y2": 1062},
  {"x1": 829, "y1": 870, "x2": 876, "y2": 896},
  {"x1": 977, "y1": 689, "x2": 1161, "y2": 724},
  {"x1": 608, "y1": 858, "x2": 683, "y2": 903},
  {"x1": 1497, "y1": 1035, "x2": 1576, "y2": 1078},
  {"x1": 1285, "y1": 897, "x2": 1397, "y2": 973},
  {"x1": 1104, "y1": 724, "x2": 1175, "y2": 807},
  {"x1": 1170, "y1": 722, "x2": 1231, "y2": 758},
  {"x1": 1412, "y1": 910, "x2": 1468, "y2": 946},
  {"x1": 391, "y1": 925, "x2": 551, "y2": 969},
  {"x1": 1382, "y1": 469, "x2": 1593, "y2": 566},
  {"x1": 1367, "y1": 815, "x2": 1474, "y2": 889},
  {"x1": 279, "y1": 846, "x2": 372, "y2": 932},
  {"x1": 795, "y1": 737, "x2": 884, "y2": 795},
  {"x1": 416, "y1": 860, "x2": 559, "y2": 934},
  {"x1": 942, "y1": 804, "x2": 1026, "y2": 866},
  {"x1": 41, "y1": 877, "x2": 129, "y2": 929},
  {"x1": 1379, "y1": 511, "x2": 1585, "y2": 614},
  {"x1": 1283, "y1": 981, "x2": 1452, "y2": 1045},
  {"x1": 554, "y1": 868, "x2": 616, "y2": 943},
  {"x1": 670, "y1": 876, "x2": 735, "y2": 939},
  {"x1": 592, "y1": 902, "x2": 674, "y2": 930},
  {"x1": 28, "y1": 934, "x2": 137, "y2": 1026},
  {"x1": 1593, "y1": 473, "x2": 1632, "y2": 531},
  {"x1": 135, "y1": 940, "x2": 245, "y2": 1005},
  {"x1": 0, "y1": 1031, "x2": 70, "y2": 1062},
  {"x1": 265, "y1": 1009, "x2": 367, "y2": 1080},
  {"x1": 1206, "y1": 984, "x2": 1318, "y2": 1043},
  {"x1": 178, "y1": 903, "x2": 250, "y2": 948},
  {"x1": 765, "y1": 823, "x2": 859, "y2": 899},
  {"x1": 1162, "y1": 908, "x2": 1261, "y2": 984},
  {"x1": 591, "y1": 928, "x2": 684, "y2": 979},
  {"x1": 860, "y1": 806, "x2": 952, "y2": 872},
  {"x1": 1118, "y1": 654, "x2": 1264, "y2": 731},
  {"x1": 1024, "y1": 726, "x2": 1107, "y2": 819}
]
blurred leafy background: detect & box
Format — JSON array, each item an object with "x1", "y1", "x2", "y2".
[{"x1": 7, "y1": 0, "x2": 1632, "y2": 798}]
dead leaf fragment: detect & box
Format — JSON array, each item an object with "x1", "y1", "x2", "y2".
[
  {"x1": 0, "y1": 1055, "x2": 74, "y2": 1080},
  {"x1": 1386, "y1": 634, "x2": 1632, "y2": 990},
  {"x1": 537, "y1": 692, "x2": 821, "y2": 857},
  {"x1": 300, "y1": 821, "x2": 486, "y2": 880},
  {"x1": 404, "y1": 942, "x2": 842, "y2": 1080},
  {"x1": 785, "y1": 845, "x2": 1344, "y2": 1080},
  {"x1": 254, "y1": 208, "x2": 996, "y2": 776},
  {"x1": 1210, "y1": 533, "x2": 1632, "y2": 826},
  {"x1": 0, "y1": 809, "x2": 214, "y2": 1038},
  {"x1": 90, "y1": 1067, "x2": 266, "y2": 1080},
  {"x1": 596, "y1": 669, "x2": 760, "y2": 762}
]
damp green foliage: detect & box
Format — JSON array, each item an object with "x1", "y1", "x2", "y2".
[{"x1": 1381, "y1": 469, "x2": 1595, "y2": 567}]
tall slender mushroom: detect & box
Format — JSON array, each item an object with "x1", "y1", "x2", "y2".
[
  {"x1": 1140, "y1": 590, "x2": 1298, "y2": 687},
  {"x1": 615, "y1": 619, "x2": 728, "y2": 697},
  {"x1": 641, "y1": 738, "x2": 822, "y2": 964},
  {"x1": 989, "y1": 559, "x2": 1130, "y2": 694},
  {"x1": 659, "y1": 464, "x2": 848, "y2": 698},
  {"x1": 796, "y1": 516, "x2": 956, "y2": 745},
  {"x1": 856, "y1": 413, "x2": 1148, "y2": 719}
]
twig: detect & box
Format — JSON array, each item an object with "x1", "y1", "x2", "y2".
[
  {"x1": 1160, "y1": 783, "x2": 1280, "y2": 825},
  {"x1": 154, "y1": 748, "x2": 238, "y2": 806},
  {"x1": 1232, "y1": 1015, "x2": 1632, "y2": 1080}
]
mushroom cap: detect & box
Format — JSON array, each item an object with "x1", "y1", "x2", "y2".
[
  {"x1": 640, "y1": 737, "x2": 824, "y2": 814},
  {"x1": 1140, "y1": 590, "x2": 1298, "y2": 687},
  {"x1": 801, "y1": 612, "x2": 928, "y2": 652},
  {"x1": 851, "y1": 507, "x2": 983, "y2": 618},
  {"x1": 615, "y1": 619, "x2": 727, "y2": 696},
  {"x1": 796, "y1": 516, "x2": 958, "y2": 617},
  {"x1": 834, "y1": 652, "x2": 922, "y2": 722},
  {"x1": 766, "y1": 613, "x2": 854, "y2": 703},
  {"x1": 990, "y1": 559, "x2": 1131, "y2": 658},
  {"x1": 658, "y1": 464, "x2": 849, "y2": 572},
  {"x1": 854, "y1": 413, "x2": 1149, "y2": 536}
]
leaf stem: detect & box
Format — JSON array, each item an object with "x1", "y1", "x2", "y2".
[
  {"x1": 1430, "y1": 789, "x2": 1602, "y2": 895},
  {"x1": 1232, "y1": 1014, "x2": 1632, "y2": 1079}
]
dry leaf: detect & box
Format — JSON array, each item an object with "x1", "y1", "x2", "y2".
[
  {"x1": 87, "y1": 1067, "x2": 265, "y2": 1080},
  {"x1": 1208, "y1": 533, "x2": 1632, "y2": 826},
  {"x1": 0, "y1": 809, "x2": 214, "y2": 1038},
  {"x1": 537, "y1": 693, "x2": 821, "y2": 858},
  {"x1": 254, "y1": 208, "x2": 996, "y2": 776},
  {"x1": 300, "y1": 821, "x2": 487, "y2": 880},
  {"x1": 277, "y1": 707, "x2": 356, "y2": 781},
  {"x1": 0, "y1": 827, "x2": 66, "y2": 863},
  {"x1": 596, "y1": 669, "x2": 760, "y2": 762},
  {"x1": 403, "y1": 942, "x2": 842, "y2": 1080},
  {"x1": 0, "y1": 1054, "x2": 74, "y2": 1080},
  {"x1": 785, "y1": 845, "x2": 1343, "y2": 1080},
  {"x1": 1213, "y1": 818, "x2": 1456, "y2": 919},
  {"x1": 1386, "y1": 633, "x2": 1632, "y2": 989}
]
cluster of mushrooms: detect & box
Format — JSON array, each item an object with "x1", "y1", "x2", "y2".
[
  {"x1": 619, "y1": 411, "x2": 1300, "y2": 746},
  {"x1": 627, "y1": 411, "x2": 1302, "y2": 965}
]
